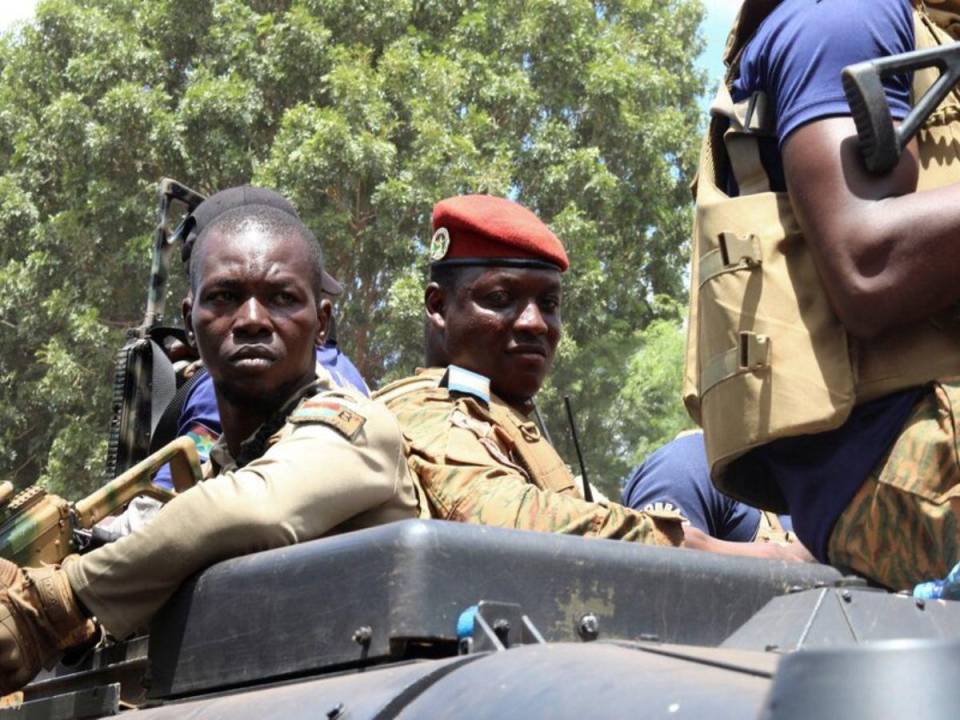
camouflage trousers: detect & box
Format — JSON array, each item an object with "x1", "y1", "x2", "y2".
[{"x1": 828, "y1": 381, "x2": 960, "y2": 591}]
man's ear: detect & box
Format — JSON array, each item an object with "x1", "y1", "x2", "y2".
[
  {"x1": 316, "y1": 297, "x2": 333, "y2": 346},
  {"x1": 424, "y1": 282, "x2": 446, "y2": 333},
  {"x1": 182, "y1": 293, "x2": 196, "y2": 349}
]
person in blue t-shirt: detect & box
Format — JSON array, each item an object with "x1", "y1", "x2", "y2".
[
  {"x1": 688, "y1": 0, "x2": 960, "y2": 590},
  {"x1": 622, "y1": 433, "x2": 790, "y2": 542}
]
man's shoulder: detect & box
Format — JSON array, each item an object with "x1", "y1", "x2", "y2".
[
  {"x1": 375, "y1": 370, "x2": 446, "y2": 408},
  {"x1": 377, "y1": 376, "x2": 457, "y2": 444},
  {"x1": 748, "y1": 0, "x2": 910, "y2": 41},
  {"x1": 285, "y1": 386, "x2": 386, "y2": 443},
  {"x1": 376, "y1": 366, "x2": 498, "y2": 452},
  {"x1": 377, "y1": 366, "x2": 491, "y2": 412},
  {"x1": 735, "y1": 0, "x2": 914, "y2": 145}
]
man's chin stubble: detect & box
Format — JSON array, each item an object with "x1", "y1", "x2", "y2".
[
  {"x1": 217, "y1": 379, "x2": 287, "y2": 412},
  {"x1": 217, "y1": 371, "x2": 317, "y2": 412}
]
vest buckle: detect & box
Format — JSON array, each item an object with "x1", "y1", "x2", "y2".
[
  {"x1": 738, "y1": 331, "x2": 770, "y2": 371},
  {"x1": 698, "y1": 232, "x2": 761, "y2": 284},
  {"x1": 700, "y1": 331, "x2": 771, "y2": 396}
]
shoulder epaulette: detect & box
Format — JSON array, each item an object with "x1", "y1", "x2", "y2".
[
  {"x1": 441, "y1": 365, "x2": 490, "y2": 405},
  {"x1": 373, "y1": 373, "x2": 440, "y2": 405},
  {"x1": 289, "y1": 394, "x2": 366, "y2": 441}
]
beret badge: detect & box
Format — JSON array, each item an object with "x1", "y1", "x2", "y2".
[{"x1": 429, "y1": 227, "x2": 451, "y2": 261}]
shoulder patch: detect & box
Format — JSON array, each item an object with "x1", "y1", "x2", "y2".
[
  {"x1": 441, "y1": 365, "x2": 490, "y2": 404},
  {"x1": 290, "y1": 396, "x2": 367, "y2": 441}
]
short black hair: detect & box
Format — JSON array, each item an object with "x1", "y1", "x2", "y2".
[
  {"x1": 189, "y1": 204, "x2": 325, "y2": 297},
  {"x1": 428, "y1": 263, "x2": 476, "y2": 294}
]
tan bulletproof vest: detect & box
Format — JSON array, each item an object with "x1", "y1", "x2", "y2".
[{"x1": 683, "y1": 0, "x2": 960, "y2": 510}]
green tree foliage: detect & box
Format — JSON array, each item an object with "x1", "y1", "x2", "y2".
[
  {"x1": 0, "y1": 0, "x2": 704, "y2": 499},
  {"x1": 617, "y1": 298, "x2": 695, "y2": 471}
]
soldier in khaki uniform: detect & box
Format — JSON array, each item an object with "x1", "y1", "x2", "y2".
[
  {"x1": 376, "y1": 194, "x2": 683, "y2": 547},
  {"x1": 0, "y1": 195, "x2": 417, "y2": 693},
  {"x1": 685, "y1": 0, "x2": 960, "y2": 590}
]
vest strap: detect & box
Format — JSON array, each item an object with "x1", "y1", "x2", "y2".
[
  {"x1": 701, "y1": 332, "x2": 771, "y2": 396},
  {"x1": 487, "y1": 400, "x2": 577, "y2": 496},
  {"x1": 712, "y1": 85, "x2": 772, "y2": 133},
  {"x1": 713, "y1": 85, "x2": 775, "y2": 195},
  {"x1": 723, "y1": 0, "x2": 782, "y2": 69},
  {"x1": 725, "y1": 129, "x2": 772, "y2": 194},
  {"x1": 699, "y1": 231, "x2": 762, "y2": 284}
]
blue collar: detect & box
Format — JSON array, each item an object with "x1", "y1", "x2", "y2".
[{"x1": 440, "y1": 365, "x2": 491, "y2": 405}]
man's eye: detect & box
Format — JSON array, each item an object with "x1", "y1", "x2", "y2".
[
  {"x1": 207, "y1": 290, "x2": 236, "y2": 303},
  {"x1": 484, "y1": 291, "x2": 511, "y2": 306},
  {"x1": 272, "y1": 292, "x2": 299, "y2": 306},
  {"x1": 540, "y1": 297, "x2": 560, "y2": 313}
]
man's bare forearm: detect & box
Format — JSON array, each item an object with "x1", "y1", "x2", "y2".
[{"x1": 785, "y1": 117, "x2": 960, "y2": 337}]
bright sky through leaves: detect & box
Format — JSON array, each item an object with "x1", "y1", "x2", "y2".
[
  {"x1": 0, "y1": 0, "x2": 38, "y2": 30},
  {"x1": 699, "y1": 0, "x2": 741, "y2": 88}
]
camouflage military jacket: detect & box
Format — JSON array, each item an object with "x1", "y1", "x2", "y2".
[{"x1": 375, "y1": 367, "x2": 681, "y2": 546}]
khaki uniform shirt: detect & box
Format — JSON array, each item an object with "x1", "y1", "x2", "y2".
[
  {"x1": 67, "y1": 368, "x2": 418, "y2": 638},
  {"x1": 376, "y1": 367, "x2": 681, "y2": 546}
]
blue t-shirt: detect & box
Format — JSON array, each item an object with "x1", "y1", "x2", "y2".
[
  {"x1": 726, "y1": 0, "x2": 921, "y2": 562},
  {"x1": 153, "y1": 342, "x2": 369, "y2": 489},
  {"x1": 733, "y1": 0, "x2": 913, "y2": 147},
  {"x1": 725, "y1": 0, "x2": 914, "y2": 194},
  {"x1": 622, "y1": 433, "x2": 794, "y2": 541}
]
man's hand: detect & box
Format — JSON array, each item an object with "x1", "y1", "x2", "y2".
[
  {"x1": 682, "y1": 525, "x2": 814, "y2": 563},
  {"x1": 914, "y1": 559, "x2": 960, "y2": 600},
  {"x1": 783, "y1": 117, "x2": 960, "y2": 338},
  {"x1": 0, "y1": 558, "x2": 97, "y2": 694},
  {"x1": 754, "y1": 539, "x2": 816, "y2": 564}
]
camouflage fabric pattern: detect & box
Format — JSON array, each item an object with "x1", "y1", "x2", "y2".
[
  {"x1": 754, "y1": 511, "x2": 799, "y2": 545},
  {"x1": 0, "y1": 489, "x2": 72, "y2": 567},
  {"x1": 378, "y1": 371, "x2": 683, "y2": 547},
  {"x1": 828, "y1": 381, "x2": 960, "y2": 591}
]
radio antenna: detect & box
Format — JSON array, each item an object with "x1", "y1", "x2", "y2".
[{"x1": 563, "y1": 396, "x2": 594, "y2": 503}]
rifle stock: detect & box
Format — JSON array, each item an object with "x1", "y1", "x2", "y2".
[
  {"x1": 843, "y1": 42, "x2": 960, "y2": 173},
  {"x1": 0, "y1": 438, "x2": 201, "y2": 567}
]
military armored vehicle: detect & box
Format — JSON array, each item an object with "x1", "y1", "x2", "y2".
[
  {"x1": 6, "y1": 519, "x2": 960, "y2": 719},
  {"x1": 4, "y1": 46, "x2": 960, "y2": 719}
]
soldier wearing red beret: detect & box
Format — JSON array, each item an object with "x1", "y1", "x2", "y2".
[{"x1": 376, "y1": 195, "x2": 684, "y2": 545}]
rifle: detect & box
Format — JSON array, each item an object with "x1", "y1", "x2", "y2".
[
  {"x1": 105, "y1": 179, "x2": 206, "y2": 479},
  {"x1": 843, "y1": 41, "x2": 960, "y2": 173},
  {"x1": 0, "y1": 437, "x2": 201, "y2": 567}
]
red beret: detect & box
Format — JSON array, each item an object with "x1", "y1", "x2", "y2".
[{"x1": 430, "y1": 195, "x2": 569, "y2": 272}]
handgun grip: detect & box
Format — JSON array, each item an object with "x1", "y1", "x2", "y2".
[
  {"x1": 74, "y1": 437, "x2": 202, "y2": 528},
  {"x1": 843, "y1": 42, "x2": 960, "y2": 174},
  {"x1": 842, "y1": 63, "x2": 899, "y2": 174}
]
